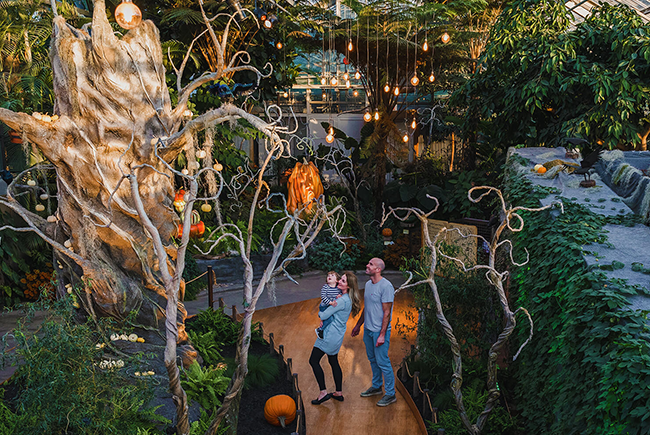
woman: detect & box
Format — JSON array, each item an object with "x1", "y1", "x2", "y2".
[{"x1": 309, "y1": 270, "x2": 361, "y2": 404}]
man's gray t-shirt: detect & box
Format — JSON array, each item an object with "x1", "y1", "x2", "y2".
[{"x1": 363, "y1": 277, "x2": 395, "y2": 332}]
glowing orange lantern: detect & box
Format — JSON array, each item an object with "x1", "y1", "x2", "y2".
[{"x1": 286, "y1": 161, "x2": 324, "y2": 215}]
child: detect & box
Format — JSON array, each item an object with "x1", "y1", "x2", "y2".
[{"x1": 316, "y1": 271, "x2": 341, "y2": 339}]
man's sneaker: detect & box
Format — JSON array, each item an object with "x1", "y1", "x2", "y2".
[
  {"x1": 376, "y1": 395, "x2": 397, "y2": 407},
  {"x1": 360, "y1": 386, "x2": 383, "y2": 397}
]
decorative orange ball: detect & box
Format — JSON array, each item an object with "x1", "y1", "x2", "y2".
[
  {"x1": 264, "y1": 395, "x2": 296, "y2": 428},
  {"x1": 381, "y1": 228, "x2": 393, "y2": 237},
  {"x1": 537, "y1": 166, "x2": 547, "y2": 174}
]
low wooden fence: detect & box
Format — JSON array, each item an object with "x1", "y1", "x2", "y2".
[{"x1": 397, "y1": 345, "x2": 446, "y2": 434}]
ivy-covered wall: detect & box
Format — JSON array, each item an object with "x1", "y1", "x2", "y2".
[{"x1": 504, "y1": 154, "x2": 650, "y2": 434}]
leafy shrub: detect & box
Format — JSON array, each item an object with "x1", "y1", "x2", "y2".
[
  {"x1": 187, "y1": 330, "x2": 223, "y2": 366},
  {"x1": 183, "y1": 252, "x2": 203, "y2": 301},
  {"x1": 307, "y1": 237, "x2": 360, "y2": 272},
  {"x1": 187, "y1": 308, "x2": 263, "y2": 347},
  {"x1": 429, "y1": 386, "x2": 518, "y2": 435},
  {"x1": 4, "y1": 303, "x2": 168, "y2": 435},
  {"x1": 0, "y1": 391, "x2": 17, "y2": 435},
  {"x1": 243, "y1": 353, "x2": 279, "y2": 389},
  {"x1": 181, "y1": 361, "x2": 230, "y2": 412}
]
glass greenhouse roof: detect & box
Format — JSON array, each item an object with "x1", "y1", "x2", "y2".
[{"x1": 566, "y1": 0, "x2": 650, "y2": 24}]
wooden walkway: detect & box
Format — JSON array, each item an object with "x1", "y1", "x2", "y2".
[{"x1": 253, "y1": 291, "x2": 423, "y2": 434}]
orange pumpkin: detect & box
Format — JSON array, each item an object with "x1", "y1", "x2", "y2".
[
  {"x1": 177, "y1": 210, "x2": 205, "y2": 238},
  {"x1": 381, "y1": 228, "x2": 393, "y2": 237},
  {"x1": 286, "y1": 161, "x2": 324, "y2": 215},
  {"x1": 264, "y1": 394, "x2": 296, "y2": 428}
]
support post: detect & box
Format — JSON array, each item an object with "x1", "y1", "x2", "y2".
[
  {"x1": 413, "y1": 371, "x2": 420, "y2": 398},
  {"x1": 207, "y1": 266, "x2": 213, "y2": 309},
  {"x1": 269, "y1": 332, "x2": 275, "y2": 353}
]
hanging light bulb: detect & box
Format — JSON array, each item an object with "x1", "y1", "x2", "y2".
[
  {"x1": 411, "y1": 119, "x2": 417, "y2": 129},
  {"x1": 410, "y1": 74, "x2": 419, "y2": 86},
  {"x1": 355, "y1": 70, "x2": 361, "y2": 80},
  {"x1": 422, "y1": 39, "x2": 429, "y2": 52},
  {"x1": 343, "y1": 72, "x2": 349, "y2": 81},
  {"x1": 320, "y1": 77, "x2": 327, "y2": 85},
  {"x1": 364, "y1": 111, "x2": 372, "y2": 122},
  {"x1": 348, "y1": 40, "x2": 354, "y2": 51},
  {"x1": 329, "y1": 127, "x2": 334, "y2": 135},
  {"x1": 353, "y1": 89, "x2": 359, "y2": 97},
  {"x1": 384, "y1": 84, "x2": 390, "y2": 93},
  {"x1": 429, "y1": 73, "x2": 436, "y2": 83},
  {"x1": 331, "y1": 76, "x2": 338, "y2": 85},
  {"x1": 345, "y1": 80, "x2": 351, "y2": 88},
  {"x1": 283, "y1": 91, "x2": 288, "y2": 98},
  {"x1": 374, "y1": 111, "x2": 380, "y2": 121},
  {"x1": 326, "y1": 134, "x2": 335, "y2": 143},
  {"x1": 115, "y1": 0, "x2": 142, "y2": 29},
  {"x1": 441, "y1": 32, "x2": 450, "y2": 44},
  {"x1": 403, "y1": 133, "x2": 409, "y2": 143},
  {"x1": 276, "y1": 41, "x2": 283, "y2": 49},
  {"x1": 393, "y1": 87, "x2": 400, "y2": 96}
]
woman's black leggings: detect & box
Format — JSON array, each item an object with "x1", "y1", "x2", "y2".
[{"x1": 309, "y1": 347, "x2": 342, "y2": 391}]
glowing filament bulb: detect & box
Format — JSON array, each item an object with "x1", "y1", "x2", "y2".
[
  {"x1": 393, "y1": 87, "x2": 400, "y2": 96},
  {"x1": 326, "y1": 134, "x2": 334, "y2": 143},
  {"x1": 321, "y1": 77, "x2": 327, "y2": 85},
  {"x1": 115, "y1": 0, "x2": 142, "y2": 30},
  {"x1": 402, "y1": 134, "x2": 409, "y2": 143},
  {"x1": 276, "y1": 41, "x2": 283, "y2": 49},
  {"x1": 345, "y1": 80, "x2": 351, "y2": 88},
  {"x1": 331, "y1": 76, "x2": 338, "y2": 85},
  {"x1": 363, "y1": 111, "x2": 372, "y2": 122},
  {"x1": 343, "y1": 72, "x2": 349, "y2": 81},
  {"x1": 283, "y1": 91, "x2": 288, "y2": 98},
  {"x1": 441, "y1": 32, "x2": 450, "y2": 44},
  {"x1": 384, "y1": 84, "x2": 390, "y2": 93},
  {"x1": 411, "y1": 119, "x2": 417, "y2": 129},
  {"x1": 348, "y1": 40, "x2": 353, "y2": 51},
  {"x1": 410, "y1": 74, "x2": 419, "y2": 86},
  {"x1": 374, "y1": 111, "x2": 380, "y2": 120},
  {"x1": 355, "y1": 71, "x2": 361, "y2": 80},
  {"x1": 353, "y1": 89, "x2": 359, "y2": 97},
  {"x1": 423, "y1": 40, "x2": 429, "y2": 51},
  {"x1": 429, "y1": 73, "x2": 435, "y2": 83}
]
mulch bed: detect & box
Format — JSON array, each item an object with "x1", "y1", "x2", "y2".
[{"x1": 228, "y1": 341, "x2": 296, "y2": 435}]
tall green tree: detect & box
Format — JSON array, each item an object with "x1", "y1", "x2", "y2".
[{"x1": 455, "y1": 0, "x2": 650, "y2": 151}]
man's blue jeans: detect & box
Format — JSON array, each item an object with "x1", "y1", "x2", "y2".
[{"x1": 362, "y1": 327, "x2": 395, "y2": 397}]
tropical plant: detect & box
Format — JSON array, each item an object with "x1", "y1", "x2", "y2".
[
  {"x1": 181, "y1": 361, "x2": 230, "y2": 412},
  {"x1": 455, "y1": 0, "x2": 650, "y2": 150},
  {"x1": 187, "y1": 329, "x2": 224, "y2": 366},
  {"x1": 3, "y1": 302, "x2": 168, "y2": 435}
]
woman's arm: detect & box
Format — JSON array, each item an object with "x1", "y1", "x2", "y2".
[{"x1": 319, "y1": 297, "x2": 348, "y2": 320}]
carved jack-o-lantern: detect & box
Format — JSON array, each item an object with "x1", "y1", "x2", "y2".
[{"x1": 286, "y1": 161, "x2": 324, "y2": 214}]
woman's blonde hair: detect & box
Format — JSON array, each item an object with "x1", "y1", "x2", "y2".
[{"x1": 343, "y1": 271, "x2": 361, "y2": 317}]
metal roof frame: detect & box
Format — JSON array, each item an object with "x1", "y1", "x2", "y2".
[{"x1": 565, "y1": 0, "x2": 650, "y2": 24}]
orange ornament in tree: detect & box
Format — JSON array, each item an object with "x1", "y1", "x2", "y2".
[
  {"x1": 173, "y1": 189, "x2": 186, "y2": 212},
  {"x1": 381, "y1": 228, "x2": 393, "y2": 237},
  {"x1": 177, "y1": 210, "x2": 205, "y2": 238},
  {"x1": 286, "y1": 161, "x2": 324, "y2": 215}
]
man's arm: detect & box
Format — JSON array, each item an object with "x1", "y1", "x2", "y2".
[
  {"x1": 376, "y1": 302, "x2": 393, "y2": 347},
  {"x1": 351, "y1": 308, "x2": 365, "y2": 337}
]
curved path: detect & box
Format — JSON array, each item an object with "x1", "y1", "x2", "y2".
[{"x1": 253, "y1": 290, "x2": 422, "y2": 434}]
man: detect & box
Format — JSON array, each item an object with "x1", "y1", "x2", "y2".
[{"x1": 351, "y1": 257, "x2": 396, "y2": 406}]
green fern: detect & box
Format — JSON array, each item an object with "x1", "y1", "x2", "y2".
[
  {"x1": 187, "y1": 329, "x2": 223, "y2": 366},
  {"x1": 181, "y1": 361, "x2": 230, "y2": 411}
]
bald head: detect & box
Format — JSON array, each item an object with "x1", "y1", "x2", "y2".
[{"x1": 365, "y1": 258, "x2": 385, "y2": 282}]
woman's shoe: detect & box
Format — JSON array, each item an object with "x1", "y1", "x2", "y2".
[
  {"x1": 311, "y1": 394, "x2": 332, "y2": 405},
  {"x1": 331, "y1": 394, "x2": 344, "y2": 402}
]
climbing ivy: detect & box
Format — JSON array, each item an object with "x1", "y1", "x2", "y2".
[{"x1": 504, "y1": 159, "x2": 650, "y2": 433}]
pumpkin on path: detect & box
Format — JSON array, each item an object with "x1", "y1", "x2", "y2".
[{"x1": 264, "y1": 394, "x2": 296, "y2": 428}]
